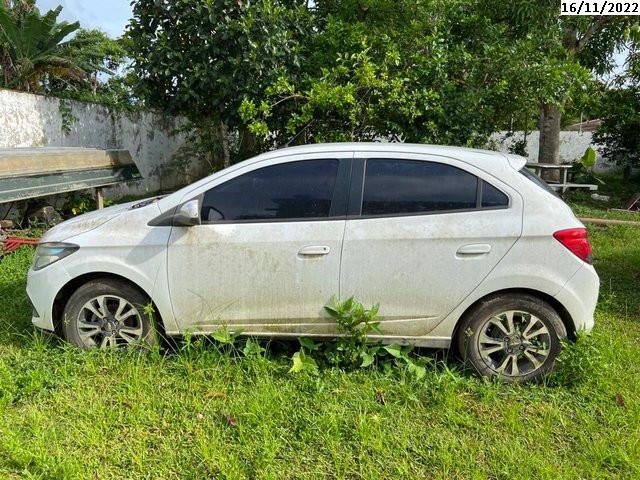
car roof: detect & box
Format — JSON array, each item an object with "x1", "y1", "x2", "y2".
[{"x1": 253, "y1": 142, "x2": 525, "y2": 169}]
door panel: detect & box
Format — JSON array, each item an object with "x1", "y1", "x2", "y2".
[
  {"x1": 167, "y1": 221, "x2": 345, "y2": 333},
  {"x1": 340, "y1": 154, "x2": 522, "y2": 338},
  {"x1": 166, "y1": 154, "x2": 351, "y2": 334}
]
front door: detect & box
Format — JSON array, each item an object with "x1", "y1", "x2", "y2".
[
  {"x1": 167, "y1": 155, "x2": 350, "y2": 335},
  {"x1": 340, "y1": 153, "x2": 522, "y2": 339}
]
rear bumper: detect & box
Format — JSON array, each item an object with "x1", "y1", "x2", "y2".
[{"x1": 554, "y1": 264, "x2": 599, "y2": 334}]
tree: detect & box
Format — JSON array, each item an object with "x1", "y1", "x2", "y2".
[
  {"x1": 56, "y1": 29, "x2": 127, "y2": 95},
  {"x1": 44, "y1": 29, "x2": 135, "y2": 109},
  {"x1": 128, "y1": 0, "x2": 638, "y2": 169},
  {"x1": 477, "y1": 1, "x2": 637, "y2": 166},
  {"x1": 127, "y1": 0, "x2": 311, "y2": 168},
  {"x1": 593, "y1": 87, "x2": 640, "y2": 181},
  {"x1": 0, "y1": 2, "x2": 89, "y2": 92},
  {"x1": 240, "y1": 0, "x2": 544, "y2": 150},
  {"x1": 593, "y1": 48, "x2": 640, "y2": 182}
]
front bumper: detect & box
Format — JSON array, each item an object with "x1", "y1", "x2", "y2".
[
  {"x1": 26, "y1": 262, "x2": 72, "y2": 332},
  {"x1": 554, "y1": 263, "x2": 600, "y2": 334}
]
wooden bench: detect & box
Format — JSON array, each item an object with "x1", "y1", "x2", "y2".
[
  {"x1": 548, "y1": 183, "x2": 598, "y2": 192},
  {"x1": 0, "y1": 147, "x2": 141, "y2": 209},
  {"x1": 525, "y1": 163, "x2": 598, "y2": 193}
]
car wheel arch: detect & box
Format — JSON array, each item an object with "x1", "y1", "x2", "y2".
[
  {"x1": 51, "y1": 272, "x2": 167, "y2": 338},
  {"x1": 450, "y1": 287, "x2": 577, "y2": 357}
]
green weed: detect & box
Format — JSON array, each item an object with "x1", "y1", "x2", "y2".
[{"x1": 0, "y1": 224, "x2": 638, "y2": 478}]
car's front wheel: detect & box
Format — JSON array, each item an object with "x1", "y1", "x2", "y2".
[
  {"x1": 456, "y1": 294, "x2": 567, "y2": 383},
  {"x1": 62, "y1": 279, "x2": 158, "y2": 349}
]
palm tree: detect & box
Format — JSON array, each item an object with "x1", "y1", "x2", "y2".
[{"x1": 0, "y1": 2, "x2": 88, "y2": 92}]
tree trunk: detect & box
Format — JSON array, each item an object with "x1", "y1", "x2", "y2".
[
  {"x1": 538, "y1": 102, "x2": 562, "y2": 181},
  {"x1": 238, "y1": 128, "x2": 258, "y2": 160},
  {"x1": 218, "y1": 121, "x2": 231, "y2": 169}
]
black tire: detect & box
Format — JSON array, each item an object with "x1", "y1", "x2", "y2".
[
  {"x1": 456, "y1": 294, "x2": 567, "y2": 383},
  {"x1": 62, "y1": 278, "x2": 158, "y2": 349}
]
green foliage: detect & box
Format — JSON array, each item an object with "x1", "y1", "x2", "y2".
[
  {"x1": 479, "y1": 0, "x2": 636, "y2": 91},
  {"x1": 241, "y1": 0, "x2": 544, "y2": 148},
  {"x1": 382, "y1": 344, "x2": 428, "y2": 380},
  {"x1": 0, "y1": 3, "x2": 84, "y2": 91},
  {"x1": 211, "y1": 327, "x2": 242, "y2": 346},
  {"x1": 0, "y1": 224, "x2": 640, "y2": 477},
  {"x1": 61, "y1": 192, "x2": 94, "y2": 216},
  {"x1": 58, "y1": 100, "x2": 77, "y2": 134},
  {"x1": 0, "y1": 3, "x2": 133, "y2": 109},
  {"x1": 593, "y1": 86, "x2": 640, "y2": 173},
  {"x1": 311, "y1": 297, "x2": 381, "y2": 370},
  {"x1": 242, "y1": 338, "x2": 265, "y2": 358},
  {"x1": 60, "y1": 192, "x2": 112, "y2": 217},
  {"x1": 288, "y1": 349, "x2": 318, "y2": 374},
  {"x1": 570, "y1": 145, "x2": 600, "y2": 185},
  {"x1": 550, "y1": 333, "x2": 608, "y2": 387},
  {"x1": 127, "y1": 0, "x2": 310, "y2": 163},
  {"x1": 507, "y1": 138, "x2": 528, "y2": 157},
  {"x1": 127, "y1": 0, "x2": 636, "y2": 159},
  {"x1": 323, "y1": 297, "x2": 381, "y2": 367},
  {"x1": 580, "y1": 146, "x2": 597, "y2": 170},
  {"x1": 239, "y1": 1, "x2": 634, "y2": 150},
  {"x1": 45, "y1": 29, "x2": 137, "y2": 110},
  {"x1": 64, "y1": 28, "x2": 126, "y2": 75},
  {"x1": 288, "y1": 297, "x2": 427, "y2": 380},
  {"x1": 479, "y1": 1, "x2": 636, "y2": 162}
]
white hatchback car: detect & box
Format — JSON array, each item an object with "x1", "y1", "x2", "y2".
[{"x1": 27, "y1": 143, "x2": 599, "y2": 382}]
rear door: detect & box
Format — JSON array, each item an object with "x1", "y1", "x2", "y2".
[{"x1": 340, "y1": 152, "x2": 523, "y2": 339}]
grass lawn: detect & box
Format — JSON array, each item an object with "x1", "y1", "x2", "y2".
[
  {"x1": 564, "y1": 173, "x2": 640, "y2": 222},
  {"x1": 0, "y1": 223, "x2": 639, "y2": 478}
]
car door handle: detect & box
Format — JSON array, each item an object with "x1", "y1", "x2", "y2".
[
  {"x1": 457, "y1": 244, "x2": 492, "y2": 256},
  {"x1": 298, "y1": 245, "x2": 331, "y2": 256}
]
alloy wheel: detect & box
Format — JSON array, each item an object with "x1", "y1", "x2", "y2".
[
  {"x1": 476, "y1": 310, "x2": 551, "y2": 377},
  {"x1": 76, "y1": 295, "x2": 144, "y2": 348}
]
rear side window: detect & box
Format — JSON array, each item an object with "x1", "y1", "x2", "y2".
[
  {"x1": 520, "y1": 167, "x2": 561, "y2": 198},
  {"x1": 201, "y1": 160, "x2": 339, "y2": 221},
  {"x1": 482, "y1": 182, "x2": 509, "y2": 208},
  {"x1": 362, "y1": 159, "x2": 478, "y2": 216}
]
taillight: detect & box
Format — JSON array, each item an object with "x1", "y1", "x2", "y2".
[{"x1": 553, "y1": 228, "x2": 592, "y2": 264}]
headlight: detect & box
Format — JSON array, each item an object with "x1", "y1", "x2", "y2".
[{"x1": 32, "y1": 242, "x2": 79, "y2": 271}]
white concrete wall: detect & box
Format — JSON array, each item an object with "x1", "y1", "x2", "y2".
[
  {"x1": 489, "y1": 130, "x2": 615, "y2": 172},
  {"x1": 0, "y1": 88, "x2": 208, "y2": 198}
]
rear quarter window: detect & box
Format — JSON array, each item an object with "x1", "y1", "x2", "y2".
[
  {"x1": 481, "y1": 182, "x2": 509, "y2": 208},
  {"x1": 519, "y1": 167, "x2": 561, "y2": 198}
]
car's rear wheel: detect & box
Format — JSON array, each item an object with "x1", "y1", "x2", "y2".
[
  {"x1": 456, "y1": 294, "x2": 567, "y2": 383},
  {"x1": 62, "y1": 279, "x2": 158, "y2": 349}
]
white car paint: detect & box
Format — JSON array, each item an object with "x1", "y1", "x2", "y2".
[
  {"x1": 340, "y1": 151, "x2": 523, "y2": 342},
  {"x1": 26, "y1": 143, "x2": 599, "y2": 347}
]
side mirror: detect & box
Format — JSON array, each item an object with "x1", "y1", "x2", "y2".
[{"x1": 173, "y1": 199, "x2": 201, "y2": 227}]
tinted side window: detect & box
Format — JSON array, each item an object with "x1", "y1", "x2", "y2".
[
  {"x1": 201, "y1": 160, "x2": 339, "y2": 221},
  {"x1": 520, "y1": 167, "x2": 561, "y2": 198},
  {"x1": 481, "y1": 182, "x2": 509, "y2": 208},
  {"x1": 362, "y1": 159, "x2": 478, "y2": 216}
]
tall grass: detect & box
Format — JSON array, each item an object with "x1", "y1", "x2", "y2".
[{"x1": 0, "y1": 225, "x2": 638, "y2": 479}]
